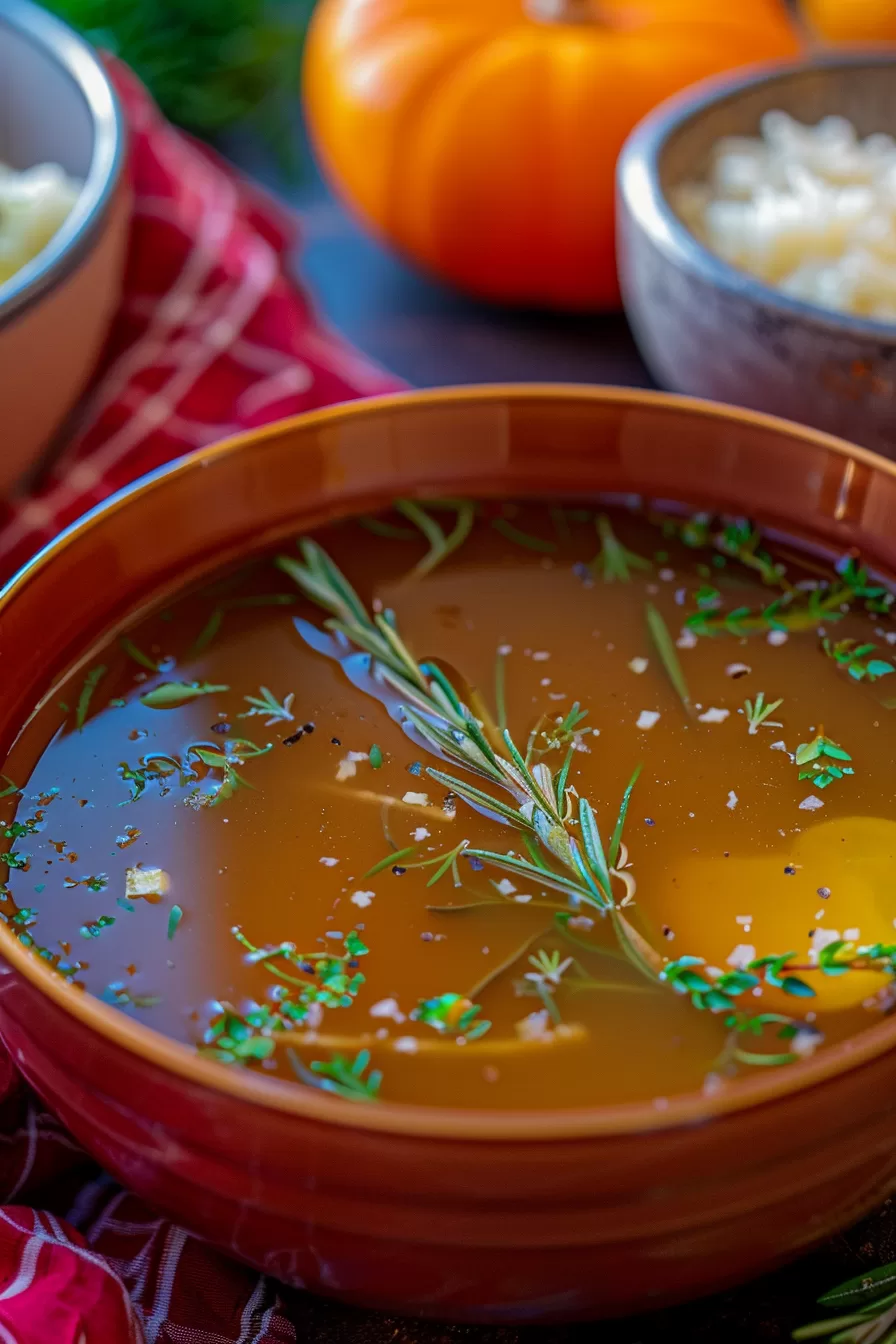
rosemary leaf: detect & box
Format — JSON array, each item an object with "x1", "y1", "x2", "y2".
[
  {"x1": 608, "y1": 764, "x2": 643, "y2": 868},
  {"x1": 364, "y1": 845, "x2": 418, "y2": 878},
  {"x1": 119, "y1": 637, "x2": 162, "y2": 671},
  {"x1": 492, "y1": 518, "x2": 556, "y2": 553},
  {"x1": 140, "y1": 681, "x2": 228, "y2": 709},
  {"x1": 75, "y1": 665, "x2": 107, "y2": 732},
  {"x1": 646, "y1": 602, "x2": 692, "y2": 714}
]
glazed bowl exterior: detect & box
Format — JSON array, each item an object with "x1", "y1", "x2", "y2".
[
  {"x1": 617, "y1": 56, "x2": 896, "y2": 458},
  {"x1": 0, "y1": 0, "x2": 128, "y2": 494},
  {"x1": 4, "y1": 387, "x2": 896, "y2": 1323}
]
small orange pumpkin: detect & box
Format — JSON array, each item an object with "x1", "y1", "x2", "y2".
[
  {"x1": 801, "y1": 0, "x2": 896, "y2": 43},
  {"x1": 303, "y1": 0, "x2": 801, "y2": 311}
]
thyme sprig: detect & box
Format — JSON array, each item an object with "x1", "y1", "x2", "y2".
[
  {"x1": 686, "y1": 586, "x2": 848, "y2": 638},
  {"x1": 795, "y1": 731, "x2": 854, "y2": 789},
  {"x1": 289, "y1": 1049, "x2": 383, "y2": 1103},
  {"x1": 822, "y1": 637, "x2": 895, "y2": 683}
]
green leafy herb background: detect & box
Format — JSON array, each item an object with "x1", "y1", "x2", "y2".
[{"x1": 41, "y1": 0, "x2": 315, "y2": 171}]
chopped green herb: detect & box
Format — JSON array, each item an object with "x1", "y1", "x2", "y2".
[
  {"x1": 369, "y1": 744, "x2": 383, "y2": 769},
  {"x1": 167, "y1": 904, "x2": 183, "y2": 939},
  {"x1": 413, "y1": 993, "x2": 491, "y2": 1040},
  {"x1": 79, "y1": 915, "x2": 115, "y2": 939}
]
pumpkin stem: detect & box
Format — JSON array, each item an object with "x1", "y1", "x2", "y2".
[{"x1": 525, "y1": 0, "x2": 603, "y2": 22}]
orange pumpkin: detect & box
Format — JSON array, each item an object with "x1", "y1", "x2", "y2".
[
  {"x1": 303, "y1": 0, "x2": 801, "y2": 311},
  {"x1": 801, "y1": 0, "x2": 896, "y2": 42}
]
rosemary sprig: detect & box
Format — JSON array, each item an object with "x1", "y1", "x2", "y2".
[
  {"x1": 794, "y1": 1260, "x2": 896, "y2": 1342},
  {"x1": 395, "y1": 499, "x2": 476, "y2": 578},
  {"x1": 282, "y1": 540, "x2": 662, "y2": 987},
  {"x1": 239, "y1": 686, "x2": 295, "y2": 725},
  {"x1": 592, "y1": 514, "x2": 651, "y2": 582},
  {"x1": 645, "y1": 603, "x2": 692, "y2": 713},
  {"x1": 282, "y1": 537, "x2": 896, "y2": 1074},
  {"x1": 744, "y1": 692, "x2": 784, "y2": 735}
]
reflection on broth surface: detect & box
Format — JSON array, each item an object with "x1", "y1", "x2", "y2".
[{"x1": 2, "y1": 500, "x2": 896, "y2": 1109}]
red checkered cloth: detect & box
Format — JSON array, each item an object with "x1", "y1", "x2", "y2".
[{"x1": 0, "y1": 60, "x2": 403, "y2": 1342}]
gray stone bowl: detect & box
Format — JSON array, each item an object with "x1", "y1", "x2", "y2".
[{"x1": 617, "y1": 57, "x2": 896, "y2": 458}]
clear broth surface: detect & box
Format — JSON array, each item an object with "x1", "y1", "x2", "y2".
[{"x1": 3, "y1": 501, "x2": 895, "y2": 1109}]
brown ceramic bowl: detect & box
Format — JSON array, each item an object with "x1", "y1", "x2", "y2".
[
  {"x1": 0, "y1": 0, "x2": 129, "y2": 494},
  {"x1": 617, "y1": 56, "x2": 896, "y2": 458},
  {"x1": 3, "y1": 386, "x2": 896, "y2": 1323}
]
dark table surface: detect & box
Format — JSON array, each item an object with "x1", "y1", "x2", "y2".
[{"x1": 222, "y1": 130, "x2": 895, "y2": 1344}]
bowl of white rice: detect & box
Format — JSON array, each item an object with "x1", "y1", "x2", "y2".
[
  {"x1": 617, "y1": 57, "x2": 896, "y2": 457},
  {"x1": 0, "y1": 0, "x2": 128, "y2": 494}
]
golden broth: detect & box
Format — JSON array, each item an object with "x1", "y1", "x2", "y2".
[{"x1": 2, "y1": 501, "x2": 895, "y2": 1109}]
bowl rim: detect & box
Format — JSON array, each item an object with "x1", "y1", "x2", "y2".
[
  {"x1": 0, "y1": 0, "x2": 126, "y2": 329},
  {"x1": 617, "y1": 51, "x2": 896, "y2": 341},
  {"x1": 5, "y1": 383, "x2": 896, "y2": 1142}
]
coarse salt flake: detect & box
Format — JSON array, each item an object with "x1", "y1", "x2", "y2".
[
  {"x1": 636, "y1": 710, "x2": 661, "y2": 730},
  {"x1": 767, "y1": 629, "x2": 789, "y2": 646},
  {"x1": 402, "y1": 791, "x2": 430, "y2": 806},
  {"x1": 727, "y1": 943, "x2": 756, "y2": 969},
  {"x1": 370, "y1": 997, "x2": 405, "y2": 1023},
  {"x1": 799, "y1": 794, "x2": 825, "y2": 811},
  {"x1": 513, "y1": 894, "x2": 533, "y2": 904},
  {"x1": 628, "y1": 657, "x2": 649, "y2": 675},
  {"x1": 393, "y1": 1036, "x2": 418, "y2": 1054},
  {"x1": 515, "y1": 1010, "x2": 553, "y2": 1043},
  {"x1": 532, "y1": 650, "x2": 550, "y2": 661},
  {"x1": 412, "y1": 826, "x2": 430, "y2": 841},
  {"x1": 726, "y1": 662, "x2": 752, "y2": 678},
  {"x1": 568, "y1": 915, "x2": 595, "y2": 931},
  {"x1": 699, "y1": 707, "x2": 730, "y2": 723},
  {"x1": 351, "y1": 890, "x2": 375, "y2": 908},
  {"x1": 319, "y1": 857, "x2": 339, "y2": 867},
  {"x1": 726, "y1": 791, "x2": 739, "y2": 810},
  {"x1": 676, "y1": 628, "x2": 698, "y2": 649},
  {"x1": 496, "y1": 879, "x2": 516, "y2": 896}
]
